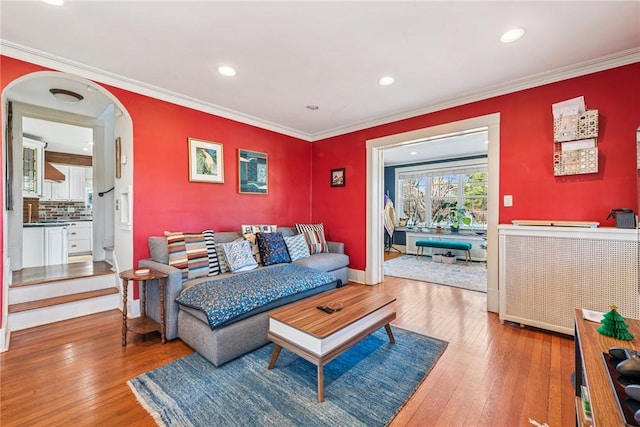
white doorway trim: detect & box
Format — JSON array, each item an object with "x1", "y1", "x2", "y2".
[{"x1": 366, "y1": 113, "x2": 500, "y2": 312}]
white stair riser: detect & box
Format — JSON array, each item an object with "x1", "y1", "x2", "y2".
[
  {"x1": 9, "y1": 274, "x2": 117, "y2": 304},
  {"x1": 8, "y1": 294, "x2": 120, "y2": 331}
]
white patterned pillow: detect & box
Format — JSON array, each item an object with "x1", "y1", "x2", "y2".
[
  {"x1": 284, "y1": 234, "x2": 310, "y2": 261},
  {"x1": 221, "y1": 240, "x2": 258, "y2": 273},
  {"x1": 295, "y1": 223, "x2": 329, "y2": 255}
]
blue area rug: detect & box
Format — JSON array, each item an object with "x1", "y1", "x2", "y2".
[{"x1": 128, "y1": 327, "x2": 447, "y2": 426}]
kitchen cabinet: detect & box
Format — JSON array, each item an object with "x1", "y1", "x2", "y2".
[
  {"x1": 23, "y1": 224, "x2": 69, "y2": 268},
  {"x1": 68, "y1": 221, "x2": 92, "y2": 255},
  {"x1": 23, "y1": 140, "x2": 44, "y2": 198},
  {"x1": 23, "y1": 226, "x2": 45, "y2": 268},
  {"x1": 48, "y1": 166, "x2": 88, "y2": 201}
]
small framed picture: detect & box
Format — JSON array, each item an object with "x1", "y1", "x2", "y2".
[
  {"x1": 331, "y1": 168, "x2": 345, "y2": 187},
  {"x1": 189, "y1": 138, "x2": 224, "y2": 183}
]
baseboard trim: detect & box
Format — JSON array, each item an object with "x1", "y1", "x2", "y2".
[
  {"x1": 348, "y1": 268, "x2": 367, "y2": 284},
  {"x1": 0, "y1": 327, "x2": 9, "y2": 352}
]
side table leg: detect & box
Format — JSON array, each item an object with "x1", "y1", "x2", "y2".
[
  {"x1": 159, "y1": 278, "x2": 166, "y2": 344},
  {"x1": 121, "y1": 278, "x2": 128, "y2": 346}
]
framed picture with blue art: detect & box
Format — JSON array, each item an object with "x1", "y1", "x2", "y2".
[
  {"x1": 188, "y1": 138, "x2": 224, "y2": 183},
  {"x1": 239, "y1": 149, "x2": 268, "y2": 194}
]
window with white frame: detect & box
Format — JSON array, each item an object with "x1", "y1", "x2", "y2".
[{"x1": 396, "y1": 160, "x2": 488, "y2": 228}]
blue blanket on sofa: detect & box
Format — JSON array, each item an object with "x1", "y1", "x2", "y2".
[{"x1": 175, "y1": 264, "x2": 339, "y2": 329}]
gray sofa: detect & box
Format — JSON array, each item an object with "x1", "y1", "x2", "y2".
[{"x1": 138, "y1": 226, "x2": 349, "y2": 366}]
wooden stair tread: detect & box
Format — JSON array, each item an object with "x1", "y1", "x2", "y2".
[
  {"x1": 9, "y1": 288, "x2": 119, "y2": 314},
  {"x1": 11, "y1": 261, "x2": 114, "y2": 287}
]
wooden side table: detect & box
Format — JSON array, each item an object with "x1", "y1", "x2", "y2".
[{"x1": 120, "y1": 268, "x2": 168, "y2": 346}]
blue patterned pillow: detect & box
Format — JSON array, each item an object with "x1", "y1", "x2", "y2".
[
  {"x1": 220, "y1": 240, "x2": 258, "y2": 273},
  {"x1": 283, "y1": 233, "x2": 310, "y2": 261},
  {"x1": 256, "y1": 232, "x2": 291, "y2": 266}
]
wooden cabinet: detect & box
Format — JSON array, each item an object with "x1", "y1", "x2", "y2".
[
  {"x1": 67, "y1": 221, "x2": 92, "y2": 255},
  {"x1": 574, "y1": 309, "x2": 640, "y2": 426}
]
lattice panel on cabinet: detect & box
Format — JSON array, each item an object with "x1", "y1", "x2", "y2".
[{"x1": 502, "y1": 234, "x2": 639, "y2": 335}]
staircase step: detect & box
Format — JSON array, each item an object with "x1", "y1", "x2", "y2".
[
  {"x1": 9, "y1": 288, "x2": 119, "y2": 314},
  {"x1": 9, "y1": 273, "x2": 118, "y2": 304},
  {"x1": 11, "y1": 261, "x2": 113, "y2": 287}
]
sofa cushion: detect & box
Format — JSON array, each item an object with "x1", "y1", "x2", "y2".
[
  {"x1": 293, "y1": 252, "x2": 349, "y2": 272},
  {"x1": 242, "y1": 224, "x2": 277, "y2": 264},
  {"x1": 215, "y1": 243, "x2": 231, "y2": 273},
  {"x1": 295, "y1": 223, "x2": 329, "y2": 254},
  {"x1": 165, "y1": 232, "x2": 210, "y2": 282},
  {"x1": 283, "y1": 233, "x2": 310, "y2": 261},
  {"x1": 221, "y1": 240, "x2": 259, "y2": 273},
  {"x1": 201, "y1": 229, "x2": 221, "y2": 276},
  {"x1": 256, "y1": 232, "x2": 291, "y2": 266}
]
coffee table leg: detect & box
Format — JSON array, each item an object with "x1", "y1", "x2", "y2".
[
  {"x1": 385, "y1": 324, "x2": 395, "y2": 344},
  {"x1": 317, "y1": 364, "x2": 324, "y2": 403},
  {"x1": 268, "y1": 345, "x2": 282, "y2": 369}
]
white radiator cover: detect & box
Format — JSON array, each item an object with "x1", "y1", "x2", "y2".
[{"x1": 499, "y1": 225, "x2": 639, "y2": 335}]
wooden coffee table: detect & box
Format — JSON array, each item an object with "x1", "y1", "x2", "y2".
[{"x1": 267, "y1": 286, "x2": 396, "y2": 402}]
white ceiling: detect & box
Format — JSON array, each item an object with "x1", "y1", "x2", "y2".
[{"x1": 1, "y1": 1, "x2": 639, "y2": 146}]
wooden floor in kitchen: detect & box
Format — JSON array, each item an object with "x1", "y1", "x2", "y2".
[{"x1": 0, "y1": 271, "x2": 575, "y2": 426}]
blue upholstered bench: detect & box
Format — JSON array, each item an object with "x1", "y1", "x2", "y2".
[{"x1": 415, "y1": 240, "x2": 473, "y2": 264}]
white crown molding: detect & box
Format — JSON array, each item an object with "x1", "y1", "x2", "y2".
[
  {"x1": 3, "y1": 40, "x2": 637, "y2": 143},
  {"x1": 310, "y1": 48, "x2": 640, "y2": 141},
  {"x1": 0, "y1": 40, "x2": 312, "y2": 141}
]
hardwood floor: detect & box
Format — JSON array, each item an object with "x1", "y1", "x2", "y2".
[{"x1": 0, "y1": 277, "x2": 575, "y2": 426}]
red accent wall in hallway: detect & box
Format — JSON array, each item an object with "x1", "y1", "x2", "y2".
[{"x1": 311, "y1": 63, "x2": 640, "y2": 271}]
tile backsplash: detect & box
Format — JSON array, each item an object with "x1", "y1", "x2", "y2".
[{"x1": 24, "y1": 198, "x2": 93, "y2": 222}]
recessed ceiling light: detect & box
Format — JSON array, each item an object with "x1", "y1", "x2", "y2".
[
  {"x1": 42, "y1": 0, "x2": 64, "y2": 5},
  {"x1": 49, "y1": 88, "x2": 84, "y2": 103},
  {"x1": 379, "y1": 76, "x2": 395, "y2": 86},
  {"x1": 306, "y1": 105, "x2": 319, "y2": 110},
  {"x1": 82, "y1": 147, "x2": 89, "y2": 151},
  {"x1": 218, "y1": 66, "x2": 236, "y2": 77},
  {"x1": 500, "y1": 28, "x2": 525, "y2": 43},
  {"x1": 88, "y1": 141, "x2": 94, "y2": 145},
  {"x1": 410, "y1": 151, "x2": 418, "y2": 156}
]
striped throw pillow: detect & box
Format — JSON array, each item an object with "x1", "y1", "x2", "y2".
[
  {"x1": 284, "y1": 233, "x2": 310, "y2": 261},
  {"x1": 201, "y1": 229, "x2": 220, "y2": 276},
  {"x1": 165, "y1": 232, "x2": 209, "y2": 282},
  {"x1": 295, "y1": 223, "x2": 329, "y2": 255}
]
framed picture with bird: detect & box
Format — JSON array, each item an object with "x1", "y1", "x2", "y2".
[{"x1": 188, "y1": 138, "x2": 224, "y2": 183}]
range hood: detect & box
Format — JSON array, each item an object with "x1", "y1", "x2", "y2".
[{"x1": 44, "y1": 162, "x2": 65, "y2": 182}]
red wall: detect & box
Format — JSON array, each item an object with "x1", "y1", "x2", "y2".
[
  {"x1": 107, "y1": 88, "x2": 313, "y2": 264},
  {"x1": 0, "y1": 56, "x2": 313, "y2": 327},
  {"x1": 1, "y1": 56, "x2": 639, "y2": 329},
  {"x1": 312, "y1": 63, "x2": 640, "y2": 270}
]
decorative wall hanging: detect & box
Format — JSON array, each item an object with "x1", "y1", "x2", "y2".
[
  {"x1": 551, "y1": 97, "x2": 599, "y2": 176},
  {"x1": 238, "y1": 149, "x2": 267, "y2": 194},
  {"x1": 188, "y1": 138, "x2": 224, "y2": 183},
  {"x1": 331, "y1": 168, "x2": 345, "y2": 187}
]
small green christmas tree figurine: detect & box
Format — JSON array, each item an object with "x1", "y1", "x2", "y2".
[{"x1": 597, "y1": 305, "x2": 634, "y2": 341}]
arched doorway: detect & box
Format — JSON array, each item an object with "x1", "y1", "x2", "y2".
[{"x1": 2, "y1": 71, "x2": 135, "y2": 340}]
